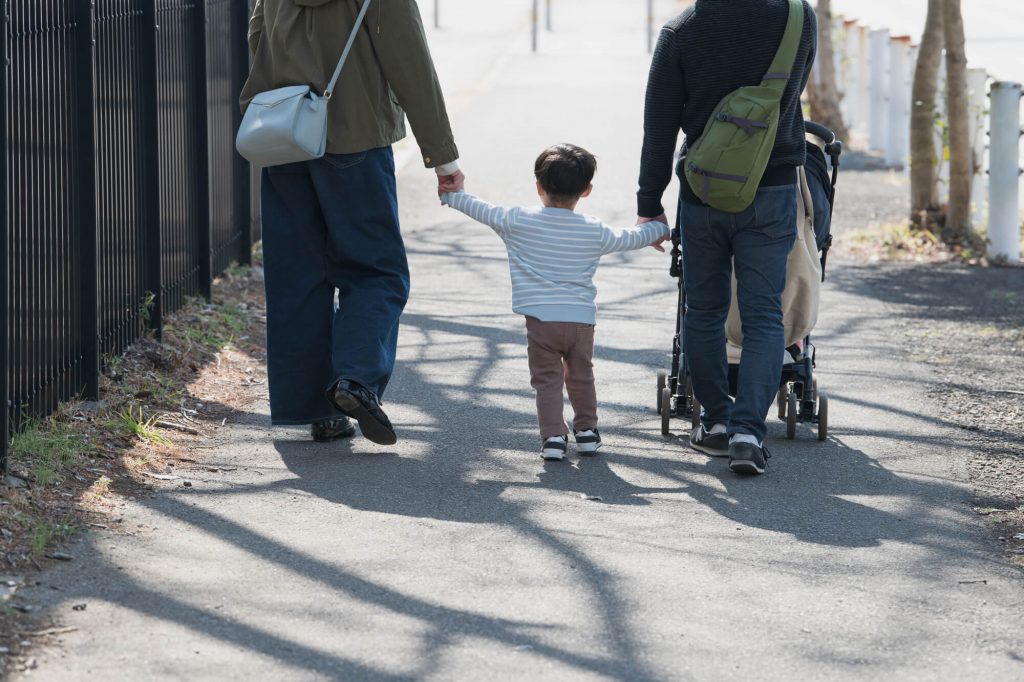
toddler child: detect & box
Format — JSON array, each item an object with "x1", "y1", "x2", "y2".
[{"x1": 441, "y1": 144, "x2": 669, "y2": 460}]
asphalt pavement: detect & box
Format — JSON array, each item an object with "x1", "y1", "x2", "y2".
[{"x1": 19, "y1": 2, "x2": 1024, "y2": 679}]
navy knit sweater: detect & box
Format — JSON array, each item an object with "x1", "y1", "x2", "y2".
[{"x1": 637, "y1": 0, "x2": 817, "y2": 216}]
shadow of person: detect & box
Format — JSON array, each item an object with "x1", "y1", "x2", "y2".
[{"x1": 680, "y1": 435, "x2": 982, "y2": 552}]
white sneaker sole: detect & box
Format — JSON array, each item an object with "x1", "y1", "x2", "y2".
[
  {"x1": 576, "y1": 442, "x2": 602, "y2": 456},
  {"x1": 541, "y1": 450, "x2": 567, "y2": 461},
  {"x1": 689, "y1": 441, "x2": 729, "y2": 458}
]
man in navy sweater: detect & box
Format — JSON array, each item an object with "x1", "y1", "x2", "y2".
[{"x1": 637, "y1": 0, "x2": 817, "y2": 474}]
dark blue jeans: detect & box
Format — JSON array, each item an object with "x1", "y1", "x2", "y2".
[
  {"x1": 680, "y1": 185, "x2": 798, "y2": 443},
  {"x1": 261, "y1": 148, "x2": 410, "y2": 425}
]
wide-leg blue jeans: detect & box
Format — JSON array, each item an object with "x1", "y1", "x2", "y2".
[
  {"x1": 260, "y1": 148, "x2": 410, "y2": 426},
  {"x1": 680, "y1": 185, "x2": 798, "y2": 443}
]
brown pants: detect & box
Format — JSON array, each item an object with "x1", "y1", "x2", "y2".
[{"x1": 525, "y1": 316, "x2": 598, "y2": 438}]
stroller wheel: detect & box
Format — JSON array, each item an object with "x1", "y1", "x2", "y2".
[
  {"x1": 661, "y1": 387, "x2": 672, "y2": 436},
  {"x1": 777, "y1": 384, "x2": 789, "y2": 420},
  {"x1": 656, "y1": 370, "x2": 667, "y2": 414},
  {"x1": 786, "y1": 392, "x2": 798, "y2": 440},
  {"x1": 817, "y1": 393, "x2": 829, "y2": 441}
]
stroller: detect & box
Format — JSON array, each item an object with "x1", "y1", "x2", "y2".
[{"x1": 656, "y1": 121, "x2": 842, "y2": 441}]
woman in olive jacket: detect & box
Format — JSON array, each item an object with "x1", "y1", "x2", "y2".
[{"x1": 241, "y1": 0, "x2": 464, "y2": 446}]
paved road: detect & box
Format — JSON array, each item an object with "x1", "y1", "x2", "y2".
[{"x1": 20, "y1": 2, "x2": 1024, "y2": 679}]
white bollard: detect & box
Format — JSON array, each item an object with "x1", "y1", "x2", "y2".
[
  {"x1": 868, "y1": 28, "x2": 891, "y2": 154},
  {"x1": 907, "y1": 43, "x2": 920, "y2": 174},
  {"x1": 843, "y1": 20, "x2": 860, "y2": 130},
  {"x1": 855, "y1": 25, "x2": 870, "y2": 138},
  {"x1": 987, "y1": 81, "x2": 1022, "y2": 263},
  {"x1": 936, "y1": 60, "x2": 950, "y2": 204},
  {"x1": 967, "y1": 68, "x2": 990, "y2": 228},
  {"x1": 886, "y1": 36, "x2": 912, "y2": 167}
]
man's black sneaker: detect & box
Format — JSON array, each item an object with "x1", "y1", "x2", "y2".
[
  {"x1": 728, "y1": 441, "x2": 770, "y2": 475},
  {"x1": 573, "y1": 429, "x2": 602, "y2": 455},
  {"x1": 311, "y1": 416, "x2": 357, "y2": 442},
  {"x1": 689, "y1": 423, "x2": 729, "y2": 457},
  {"x1": 326, "y1": 379, "x2": 397, "y2": 446},
  {"x1": 542, "y1": 436, "x2": 568, "y2": 461}
]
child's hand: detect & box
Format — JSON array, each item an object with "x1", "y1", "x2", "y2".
[
  {"x1": 437, "y1": 170, "x2": 466, "y2": 198},
  {"x1": 649, "y1": 235, "x2": 669, "y2": 253},
  {"x1": 637, "y1": 215, "x2": 670, "y2": 252}
]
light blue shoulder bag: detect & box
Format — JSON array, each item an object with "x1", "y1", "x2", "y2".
[{"x1": 236, "y1": 0, "x2": 373, "y2": 168}]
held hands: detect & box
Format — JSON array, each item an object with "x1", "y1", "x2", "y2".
[
  {"x1": 437, "y1": 170, "x2": 466, "y2": 198},
  {"x1": 637, "y1": 214, "x2": 670, "y2": 253}
]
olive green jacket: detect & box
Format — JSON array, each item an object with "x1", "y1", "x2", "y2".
[{"x1": 240, "y1": 0, "x2": 458, "y2": 168}]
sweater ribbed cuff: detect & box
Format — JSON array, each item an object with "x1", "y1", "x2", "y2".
[{"x1": 637, "y1": 195, "x2": 666, "y2": 219}]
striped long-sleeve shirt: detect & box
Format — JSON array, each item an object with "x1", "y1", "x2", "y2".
[{"x1": 442, "y1": 191, "x2": 670, "y2": 325}]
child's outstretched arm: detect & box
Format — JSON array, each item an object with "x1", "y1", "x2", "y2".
[
  {"x1": 599, "y1": 220, "x2": 671, "y2": 255},
  {"x1": 441, "y1": 191, "x2": 514, "y2": 238}
]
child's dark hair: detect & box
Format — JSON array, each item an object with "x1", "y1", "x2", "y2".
[{"x1": 534, "y1": 144, "x2": 597, "y2": 201}]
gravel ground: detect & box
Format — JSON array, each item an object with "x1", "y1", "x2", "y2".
[{"x1": 828, "y1": 166, "x2": 1024, "y2": 564}]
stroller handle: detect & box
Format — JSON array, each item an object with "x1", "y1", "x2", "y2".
[{"x1": 805, "y1": 120, "x2": 843, "y2": 163}]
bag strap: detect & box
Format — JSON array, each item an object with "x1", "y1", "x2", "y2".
[
  {"x1": 761, "y1": 0, "x2": 805, "y2": 92},
  {"x1": 324, "y1": 0, "x2": 374, "y2": 100}
]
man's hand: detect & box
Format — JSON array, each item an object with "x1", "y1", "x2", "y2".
[
  {"x1": 438, "y1": 170, "x2": 466, "y2": 197},
  {"x1": 637, "y1": 214, "x2": 670, "y2": 252}
]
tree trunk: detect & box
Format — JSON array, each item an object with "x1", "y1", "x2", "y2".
[
  {"x1": 910, "y1": 0, "x2": 945, "y2": 228},
  {"x1": 943, "y1": 0, "x2": 973, "y2": 241},
  {"x1": 807, "y1": 0, "x2": 850, "y2": 142}
]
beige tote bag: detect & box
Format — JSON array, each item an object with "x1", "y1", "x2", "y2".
[{"x1": 726, "y1": 167, "x2": 822, "y2": 351}]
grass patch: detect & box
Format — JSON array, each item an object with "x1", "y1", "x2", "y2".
[
  {"x1": 845, "y1": 221, "x2": 994, "y2": 265},
  {"x1": 9, "y1": 419, "x2": 93, "y2": 489},
  {"x1": 117, "y1": 406, "x2": 171, "y2": 446}
]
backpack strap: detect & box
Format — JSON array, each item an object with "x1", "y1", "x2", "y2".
[{"x1": 761, "y1": 0, "x2": 805, "y2": 92}]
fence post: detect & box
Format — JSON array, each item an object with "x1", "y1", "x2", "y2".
[
  {"x1": 886, "y1": 36, "x2": 912, "y2": 167},
  {"x1": 1, "y1": 0, "x2": 8, "y2": 472},
  {"x1": 143, "y1": 0, "x2": 163, "y2": 337},
  {"x1": 647, "y1": 0, "x2": 654, "y2": 54},
  {"x1": 841, "y1": 20, "x2": 857, "y2": 131},
  {"x1": 868, "y1": 28, "x2": 891, "y2": 154},
  {"x1": 196, "y1": 0, "x2": 212, "y2": 299},
  {"x1": 967, "y1": 67, "x2": 989, "y2": 229},
  {"x1": 233, "y1": 0, "x2": 252, "y2": 265},
  {"x1": 75, "y1": 0, "x2": 100, "y2": 401},
  {"x1": 855, "y1": 25, "x2": 869, "y2": 137},
  {"x1": 531, "y1": 0, "x2": 538, "y2": 52},
  {"x1": 987, "y1": 81, "x2": 1022, "y2": 264}
]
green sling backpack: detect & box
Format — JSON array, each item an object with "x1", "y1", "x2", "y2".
[{"x1": 684, "y1": 0, "x2": 805, "y2": 213}]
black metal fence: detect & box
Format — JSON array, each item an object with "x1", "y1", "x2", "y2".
[{"x1": 1, "y1": 0, "x2": 257, "y2": 470}]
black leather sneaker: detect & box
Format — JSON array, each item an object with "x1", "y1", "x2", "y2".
[
  {"x1": 690, "y1": 423, "x2": 730, "y2": 457},
  {"x1": 311, "y1": 416, "x2": 357, "y2": 442},
  {"x1": 326, "y1": 379, "x2": 397, "y2": 446},
  {"x1": 728, "y1": 441, "x2": 770, "y2": 475}
]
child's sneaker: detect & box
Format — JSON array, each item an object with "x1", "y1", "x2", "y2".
[
  {"x1": 541, "y1": 435, "x2": 568, "y2": 461},
  {"x1": 574, "y1": 429, "x2": 602, "y2": 455}
]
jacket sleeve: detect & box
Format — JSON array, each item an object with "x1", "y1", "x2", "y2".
[
  {"x1": 441, "y1": 191, "x2": 513, "y2": 239},
  {"x1": 369, "y1": 0, "x2": 459, "y2": 169},
  {"x1": 637, "y1": 27, "x2": 686, "y2": 218},
  {"x1": 247, "y1": 0, "x2": 264, "y2": 54},
  {"x1": 599, "y1": 221, "x2": 670, "y2": 255}
]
